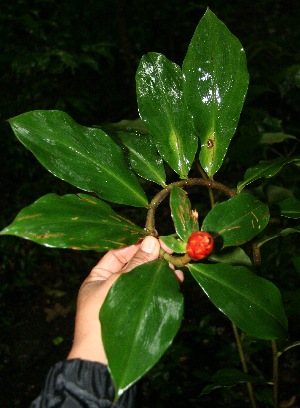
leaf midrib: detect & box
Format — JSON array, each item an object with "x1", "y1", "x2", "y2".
[{"x1": 12, "y1": 118, "x2": 146, "y2": 205}]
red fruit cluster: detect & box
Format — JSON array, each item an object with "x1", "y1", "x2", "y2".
[{"x1": 186, "y1": 231, "x2": 214, "y2": 260}]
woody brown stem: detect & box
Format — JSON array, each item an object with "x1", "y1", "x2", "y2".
[
  {"x1": 232, "y1": 323, "x2": 257, "y2": 408},
  {"x1": 145, "y1": 178, "x2": 235, "y2": 236},
  {"x1": 253, "y1": 240, "x2": 279, "y2": 408}
]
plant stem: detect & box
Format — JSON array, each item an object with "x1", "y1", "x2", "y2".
[
  {"x1": 208, "y1": 187, "x2": 215, "y2": 208},
  {"x1": 159, "y1": 248, "x2": 192, "y2": 267},
  {"x1": 232, "y1": 323, "x2": 257, "y2": 408},
  {"x1": 271, "y1": 340, "x2": 279, "y2": 408},
  {"x1": 253, "y1": 241, "x2": 280, "y2": 408},
  {"x1": 252, "y1": 241, "x2": 261, "y2": 268},
  {"x1": 195, "y1": 164, "x2": 216, "y2": 208},
  {"x1": 145, "y1": 177, "x2": 235, "y2": 235}
]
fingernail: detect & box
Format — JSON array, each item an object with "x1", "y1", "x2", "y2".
[{"x1": 141, "y1": 236, "x2": 156, "y2": 254}]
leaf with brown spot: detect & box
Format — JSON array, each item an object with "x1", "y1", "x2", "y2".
[
  {"x1": 8, "y1": 110, "x2": 148, "y2": 207},
  {"x1": 182, "y1": 10, "x2": 249, "y2": 177},
  {"x1": 170, "y1": 185, "x2": 199, "y2": 241},
  {"x1": 0, "y1": 193, "x2": 145, "y2": 251},
  {"x1": 202, "y1": 193, "x2": 270, "y2": 247}
]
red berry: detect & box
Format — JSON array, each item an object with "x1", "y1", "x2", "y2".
[{"x1": 186, "y1": 231, "x2": 214, "y2": 260}]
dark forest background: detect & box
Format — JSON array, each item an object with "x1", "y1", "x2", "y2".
[{"x1": 0, "y1": 1, "x2": 299, "y2": 407}]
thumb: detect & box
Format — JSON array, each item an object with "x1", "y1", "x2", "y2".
[{"x1": 124, "y1": 236, "x2": 160, "y2": 272}]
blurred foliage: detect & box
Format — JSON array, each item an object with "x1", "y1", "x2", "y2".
[{"x1": 0, "y1": 0, "x2": 299, "y2": 407}]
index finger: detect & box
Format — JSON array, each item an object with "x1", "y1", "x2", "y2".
[{"x1": 91, "y1": 244, "x2": 140, "y2": 276}]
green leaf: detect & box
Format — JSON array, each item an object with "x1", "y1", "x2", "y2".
[
  {"x1": 257, "y1": 226, "x2": 300, "y2": 248},
  {"x1": 266, "y1": 185, "x2": 293, "y2": 204},
  {"x1": 254, "y1": 387, "x2": 274, "y2": 405},
  {"x1": 182, "y1": 9, "x2": 249, "y2": 177},
  {"x1": 237, "y1": 156, "x2": 300, "y2": 192},
  {"x1": 117, "y1": 131, "x2": 166, "y2": 186},
  {"x1": 188, "y1": 263, "x2": 288, "y2": 339},
  {"x1": 202, "y1": 193, "x2": 270, "y2": 247},
  {"x1": 102, "y1": 118, "x2": 149, "y2": 134},
  {"x1": 278, "y1": 341, "x2": 300, "y2": 357},
  {"x1": 201, "y1": 368, "x2": 265, "y2": 395},
  {"x1": 0, "y1": 193, "x2": 145, "y2": 250},
  {"x1": 101, "y1": 119, "x2": 166, "y2": 186},
  {"x1": 259, "y1": 132, "x2": 297, "y2": 145},
  {"x1": 282, "y1": 288, "x2": 300, "y2": 317},
  {"x1": 273, "y1": 197, "x2": 300, "y2": 219},
  {"x1": 101, "y1": 259, "x2": 183, "y2": 397},
  {"x1": 159, "y1": 235, "x2": 186, "y2": 254},
  {"x1": 8, "y1": 110, "x2": 148, "y2": 207},
  {"x1": 292, "y1": 255, "x2": 300, "y2": 274},
  {"x1": 209, "y1": 247, "x2": 252, "y2": 267},
  {"x1": 136, "y1": 52, "x2": 198, "y2": 178},
  {"x1": 170, "y1": 186, "x2": 199, "y2": 241}
]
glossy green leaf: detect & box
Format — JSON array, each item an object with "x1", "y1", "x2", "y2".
[
  {"x1": 209, "y1": 247, "x2": 252, "y2": 267},
  {"x1": 170, "y1": 186, "x2": 199, "y2": 241},
  {"x1": 101, "y1": 119, "x2": 166, "y2": 186},
  {"x1": 201, "y1": 368, "x2": 265, "y2": 395},
  {"x1": 136, "y1": 52, "x2": 198, "y2": 178},
  {"x1": 182, "y1": 9, "x2": 249, "y2": 177},
  {"x1": 188, "y1": 263, "x2": 288, "y2": 339},
  {"x1": 101, "y1": 259, "x2": 183, "y2": 397},
  {"x1": 274, "y1": 197, "x2": 300, "y2": 218},
  {"x1": 103, "y1": 118, "x2": 149, "y2": 134},
  {"x1": 0, "y1": 193, "x2": 145, "y2": 250},
  {"x1": 257, "y1": 226, "x2": 300, "y2": 248},
  {"x1": 159, "y1": 235, "x2": 186, "y2": 254},
  {"x1": 237, "y1": 156, "x2": 300, "y2": 192},
  {"x1": 202, "y1": 193, "x2": 270, "y2": 247},
  {"x1": 117, "y1": 132, "x2": 166, "y2": 186},
  {"x1": 8, "y1": 110, "x2": 148, "y2": 207}
]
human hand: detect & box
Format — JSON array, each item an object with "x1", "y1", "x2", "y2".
[{"x1": 67, "y1": 236, "x2": 183, "y2": 365}]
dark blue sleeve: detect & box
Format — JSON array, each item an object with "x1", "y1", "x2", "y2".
[{"x1": 29, "y1": 359, "x2": 136, "y2": 408}]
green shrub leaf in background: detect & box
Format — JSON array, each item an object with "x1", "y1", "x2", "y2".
[
  {"x1": 273, "y1": 197, "x2": 300, "y2": 219},
  {"x1": 182, "y1": 9, "x2": 249, "y2": 177},
  {"x1": 136, "y1": 52, "x2": 197, "y2": 178},
  {"x1": 237, "y1": 156, "x2": 300, "y2": 192},
  {"x1": 277, "y1": 341, "x2": 300, "y2": 357},
  {"x1": 188, "y1": 263, "x2": 288, "y2": 339},
  {"x1": 170, "y1": 186, "x2": 199, "y2": 241},
  {"x1": 201, "y1": 368, "x2": 265, "y2": 395},
  {"x1": 101, "y1": 259, "x2": 184, "y2": 397},
  {"x1": 257, "y1": 226, "x2": 300, "y2": 248},
  {"x1": 202, "y1": 193, "x2": 270, "y2": 247},
  {"x1": 259, "y1": 132, "x2": 297, "y2": 145},
  {"x1": 0, "y1": 193, "x2": 145, "y2": 250},
  {"x1": 8, "y1": 110, "x2": 148, "y2": 207}
]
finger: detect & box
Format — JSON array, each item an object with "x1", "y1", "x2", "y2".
[
  {"x1": 124, "y1": 236, "x2": 160, "y2": 272},
  {"x1": 159, "y1": 239, "x2": 174, "y2": 254},
  {"x1": 159, "y1": 239, "x2": 184, "y2": 283},
  {"x1": 174, "y1": 269, "x2": 184, "y2": 283},
  {"x1": 88, "y1": 244, "x2": 140, "y2": 281}
]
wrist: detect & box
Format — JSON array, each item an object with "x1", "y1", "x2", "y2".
[
  {"x1": 67, "y1": 333, "x2": 108, "y2": 365},
  {"x1": 67, "y1": 309, "x2": 107, "y2": 365}
]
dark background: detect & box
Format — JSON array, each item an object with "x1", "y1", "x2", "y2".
[{"x1": 1, "y1": 1, "x2": 300, "y2": 407}]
